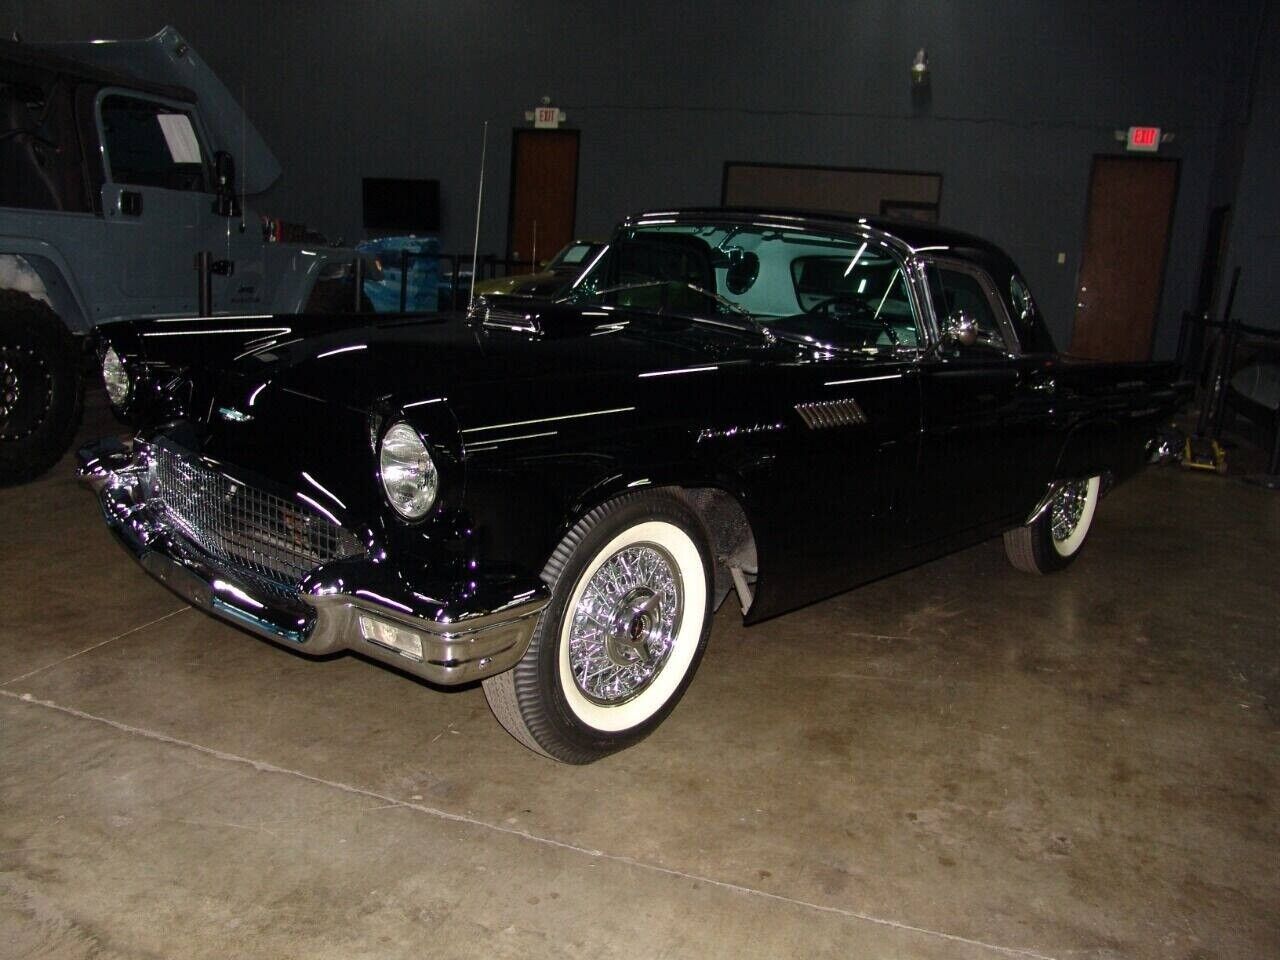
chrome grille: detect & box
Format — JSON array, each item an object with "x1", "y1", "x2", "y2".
[
  {"x1": 795, "y1": 398, "x2": 867, "y2": 429},
  {"x1": 149, "y1": 443, "x2": 363, "y2": 588}
]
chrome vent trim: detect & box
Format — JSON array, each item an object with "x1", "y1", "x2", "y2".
[
  {"x1": 470, "y1": 298, "x2": 540, "y2": 333},
  {"x1": 795, "y1": 398, "x2": 868, "y2": 429}
]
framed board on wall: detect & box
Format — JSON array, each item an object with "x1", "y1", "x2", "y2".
[{"x1": 722, "y1": 162, "x2": 942, "y2": 222}]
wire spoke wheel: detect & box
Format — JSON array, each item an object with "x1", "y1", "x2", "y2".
[
  {"x1": 1050, "y1": 479, "x2": 1090, "y2": 544},
  {"x1": 567, "y1": 543, "x2": 683, "y2": 705}
]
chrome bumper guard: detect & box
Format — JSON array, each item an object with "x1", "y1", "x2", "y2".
[{"x1": 78, "y1": 437, "x2": 549, "y2": 686}]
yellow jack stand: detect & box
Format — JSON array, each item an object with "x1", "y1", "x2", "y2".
[{"x1": 1182, "y1": 436, "x2": 1227, "y2": 474}]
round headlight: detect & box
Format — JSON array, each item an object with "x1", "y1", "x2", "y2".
[
  {"x1": 379, "y1": 422, "x2": 438, "y2": 520},
  {"x1": 102, "y1": 347, "x2": 130, "y2": 407}
]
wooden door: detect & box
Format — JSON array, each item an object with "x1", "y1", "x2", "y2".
[
  {"x1": 1070, "y1": 156, "x2": 1178, "y2": 360},
  {"x1": 507, "y1": 129, "x2": 579, "y2": 268}
]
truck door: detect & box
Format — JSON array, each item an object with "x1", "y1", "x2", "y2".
[{"x1": 96, "y1": 91, "x2": 211, "y2": 318}]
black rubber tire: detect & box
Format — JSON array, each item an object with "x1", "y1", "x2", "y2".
[
  {"x1": 0, "y1": 290, "x2": 83, "y2": 486},
  {"x1": 1003, "y1": 476, "x2": 1101, "y2": 574},
  {"x1": 483, "y1": 492, "x2": 714, "y2": 763}
]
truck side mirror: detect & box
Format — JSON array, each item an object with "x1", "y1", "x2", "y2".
[{"x1": 213, "y1": 150, "x2": 239, "y2": 217}]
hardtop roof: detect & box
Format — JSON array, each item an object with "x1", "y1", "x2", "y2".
[
  {"x1": 627, "y1": 207, "x2": 1014, "y2": 271},
  {"x1": 0, "y1": 37, "x2": 195, "y2": 103}
]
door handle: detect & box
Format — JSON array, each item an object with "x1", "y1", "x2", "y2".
[
  {"x1": 1026, "y1": 376, "x2": 1056, "y2": 394},
  {"x1": 119, "y1": 191, "x2": 142, "y2": 216}
]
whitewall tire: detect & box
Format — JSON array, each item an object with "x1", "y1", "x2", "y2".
[
  {"x1": 483, "y1": 492, "x2": 713, "y2": 763},
  {"x1": 1004, "y1": 476, "x2": 1101, "y2": 574}
]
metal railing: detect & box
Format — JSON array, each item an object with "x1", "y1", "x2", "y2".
[{"x1": 1175, "y1": 310, "x2": 1280, "y2": 475}]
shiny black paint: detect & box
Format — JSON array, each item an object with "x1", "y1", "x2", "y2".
[{"x1": 95, "y1": 211, "x2": 1189, "y2": 628}]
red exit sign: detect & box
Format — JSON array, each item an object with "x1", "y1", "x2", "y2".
[{"x1": 1127, "y1": 126, "x2": 1161, "y2": 152}]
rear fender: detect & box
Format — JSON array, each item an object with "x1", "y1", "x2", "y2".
[{"x1": 1052, "y1": 418, "x2": 1140, "y2": 487}]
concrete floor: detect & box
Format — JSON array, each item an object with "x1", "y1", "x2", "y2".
[{"x1": 2, "y1": 393, "x2": 1277, "y2": 959}]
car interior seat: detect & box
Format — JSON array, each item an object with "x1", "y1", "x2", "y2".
[{"x1": 0, "y1": 83, "x2": 64, "y2": 211}]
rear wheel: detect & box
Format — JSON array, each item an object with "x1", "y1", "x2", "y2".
[
  {"x1": 1003, "y1": 476, "x2": 1101, "y2": 574},
  {"x1": 0, "y1": 290, "x2": 82, "y2": 486},
  {"x1": 483, "y1": 492, "x2": 713, "y2": 763}
]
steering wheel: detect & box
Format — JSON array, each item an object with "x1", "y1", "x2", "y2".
[{"x1": 810, "y1": 297, "x2": 900, "y2": 345}]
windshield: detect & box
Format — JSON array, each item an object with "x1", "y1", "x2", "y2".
[
  {"x1": 546, "y1": 242, "x2": 601, "y2": 273},
  {"x1": 567, "y1": 220, "x2": 920, "y2": 351}
]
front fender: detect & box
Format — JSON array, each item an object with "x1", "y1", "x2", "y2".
[
  {"x1": 0, "y1": 241, "x2": 91, "y2": 331},
  {"x1": 460, "y1": 422, "x2": 767, "y2": 617}
]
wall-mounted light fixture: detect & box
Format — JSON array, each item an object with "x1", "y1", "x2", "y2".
[{"x1": 911, "y1": 48, "x2": 930, "y2": 87}]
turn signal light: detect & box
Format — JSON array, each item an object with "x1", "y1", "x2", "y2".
[{"x1": 358, "y1": 614, "x2": 424, "y2": 661}]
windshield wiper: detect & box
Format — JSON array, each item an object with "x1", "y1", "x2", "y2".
[
  {"x1": 558, "y1": 280, "x2": 758, "y2": 330},
  {"x1": 679, "y1": 282, "x2": 757, "y2": 324},
  {"x1": 761, "y1": 325, "x2": 905, "y2": 357}
]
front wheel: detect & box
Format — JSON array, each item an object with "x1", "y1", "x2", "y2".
[
  {"x1": 1003, "y1": 476, "x2": 1101, "y2": 574},
  {"x1": 483, "y1": 492, "x2": 713, "y2": 763},
  {"x1": 0, "y1": 290, "x2": 83, "y2": 486}
]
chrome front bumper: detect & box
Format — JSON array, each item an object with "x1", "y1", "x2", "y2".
[{"x1": 78, "y1": 436, "x2": 549, "y2": 686}]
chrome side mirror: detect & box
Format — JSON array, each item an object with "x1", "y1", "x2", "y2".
[{"x1": 942, "y1": 310, "x2": 979, "y2": 348}]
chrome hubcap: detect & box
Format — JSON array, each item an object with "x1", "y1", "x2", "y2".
[
  {"x1": 1050, "y1": 480, "x2": 1089, "y2": 542},
  {"x1": 567, "y1": 543, "x2": 683, "y2": 705}
]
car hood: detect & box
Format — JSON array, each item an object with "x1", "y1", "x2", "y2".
[
  {"x1": 102, "y1": 303, "x2": 782, "y2": 540},
  {"x1": 102, "y1": 302, "x2": 777, "y2": 479},
  {"x1": 139, "y1": 304, "x2": 773, "y2": 428}
]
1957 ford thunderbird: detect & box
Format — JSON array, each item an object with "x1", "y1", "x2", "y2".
[{"x1": 79, "y1": 209, "x2": 1189, "y2": 762}]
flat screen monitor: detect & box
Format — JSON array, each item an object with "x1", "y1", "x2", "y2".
[{"x1": 362, "y1": 177, "x2": 440, "y2": 232}]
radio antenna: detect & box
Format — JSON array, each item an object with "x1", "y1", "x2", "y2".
[
  {"x1": 468, "y1": 121, "x2": 489, "y2": 310},
  {"x1": 239, "y1": 82, "x2": 247, "y2": 232}
]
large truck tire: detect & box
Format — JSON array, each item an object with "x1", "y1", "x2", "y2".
[{"x1": 0, "y1": 289, "x2": 84, "y2": 486}]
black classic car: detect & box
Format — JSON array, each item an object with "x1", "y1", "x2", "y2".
[{"x1": 79, "y1": 209, "x2": 1188, "y2": 762}]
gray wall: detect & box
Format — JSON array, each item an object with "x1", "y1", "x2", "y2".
[
  {"x1": 3, "y1": 0, "x2": 1270, "y2": 352},
  {"x1": 1222, "y1": 0, "x2": 1280, "y2": 328}
]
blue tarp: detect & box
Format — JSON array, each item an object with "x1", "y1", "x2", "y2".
[{"x1": 357, "y1": 236, "x2": 440, "y2": 312}]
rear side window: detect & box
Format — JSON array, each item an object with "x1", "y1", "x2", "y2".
[
  {"x1": 1008, "y1": 273, "x2": 1057, "y2": 353},
  {"x1": 99, "y1": 95, "x2": 206, "y2": 192}
]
